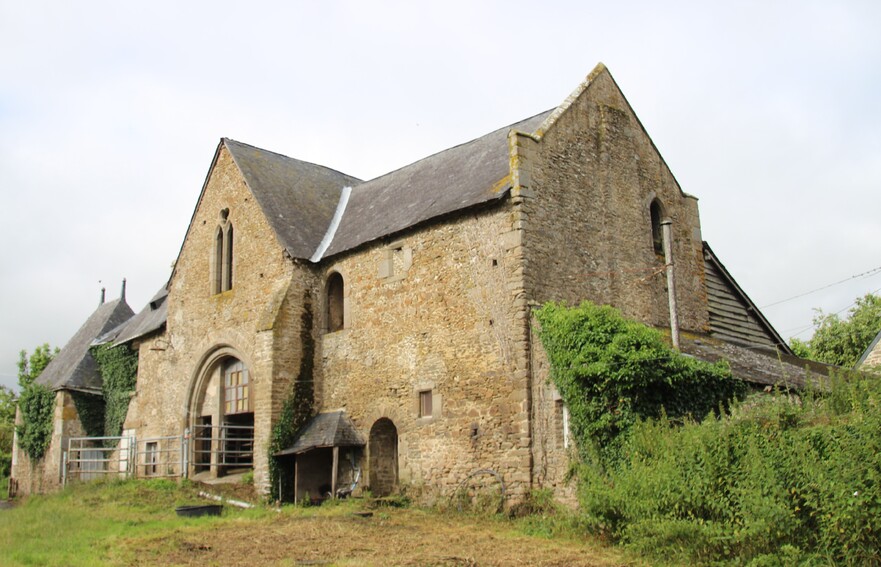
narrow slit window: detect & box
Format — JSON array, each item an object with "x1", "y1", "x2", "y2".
[
  {"x1": 326, "y1": 272, "x2": 345, "y2": 332},
  {"x1": 214, "y1": 227, "x2": 223, "y2": 294},
  {"x1": 650, "y1": 199, "x2": 664, "y2": 255},
  {"x1": 419, "y1": 390, "x2": 433, "y2": 418},
  {"x1": 224, "y1": 224, "x2": 234, "y2": 291}
]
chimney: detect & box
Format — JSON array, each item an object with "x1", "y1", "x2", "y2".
[
  {"x1": 121, "y1": 278, "x2": 127, "y2": 301},
  {"x1": 100, "y1": 287, "x2": 106, "y2": 305}
]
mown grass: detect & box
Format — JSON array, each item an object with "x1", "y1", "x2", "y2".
[
  {"x1": 0, "y1": 478, "x2": 270, "y2": 566},
  {"x1": 0, "y1": 479, "x2": 628, "y2": 567}
]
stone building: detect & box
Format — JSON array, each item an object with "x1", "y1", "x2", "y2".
[
  {"x1": 10, "y1": 286, "x2": 133, "y2": 495},
  {"x1": 13, "y1": 63, "x2": 826, "y2": 499},
  {"x1": 856, "y1": 329, "x2": 881, "y2": 370}
]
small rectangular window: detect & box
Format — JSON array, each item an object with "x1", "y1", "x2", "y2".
[
  {"x1": 419, "y1": 390, "x2": 433, "y2": 418},
  {"x1": 145, "y1": 441, "x2": 158, "y2": 476}
]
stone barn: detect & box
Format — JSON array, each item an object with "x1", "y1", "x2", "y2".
[{"x1": 13, "y1": 63, "x2": 829, "y2": 500}]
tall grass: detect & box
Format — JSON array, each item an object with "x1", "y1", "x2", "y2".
[{"x1": 577, "y1": 374, "x2": 881, "y2": 564}]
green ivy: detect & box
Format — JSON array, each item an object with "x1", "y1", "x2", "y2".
[
  {"x1": 70, "y1": 391, "x2": 106, "y2": 438},
  {"x1": 268, "y1": 294, "x2": 315, "y2": 502},
  {"x1": 534, "y1": 301, "x2": 745, "y2": 464},
  {"x1": 16, "y1": 383, "x2": 55, "y2": 461},
  {"x1": 92, "y1": 343, "x2": 138, "y2": 436}
]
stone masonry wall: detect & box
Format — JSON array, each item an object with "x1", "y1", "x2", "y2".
[
  {"x1": 11, "y1": 390, "x2": 88, "y2": 494},
  {"x1": 124, "y1": 144, "x2": 304, "y2": 494},
  {"x1": 316, "y1": 203, "x2": 533, "y2": 499},
  {"x1": 514, "y1": 67, "x2": 711, "y2": 495},
  {"x1": 519, "y1": 67, "x2": 708, "y2": 331}
]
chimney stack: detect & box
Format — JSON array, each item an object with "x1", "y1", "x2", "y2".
[
  {"x1": 121, "y1": 278, "x2": 127, "y2": 301},
  {"x1": 100, "y1": 287, "x2": 106, "y2": 305}
]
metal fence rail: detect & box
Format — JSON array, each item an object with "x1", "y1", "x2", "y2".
[
  {"x1": 136, "y1": 435, "x2": 187, "y2": 478},
  {"x1": 64, "y1": 435, "x2": 134, "y2": 485},
  {"x1": 192, "y1": 423, "x2": 254, "y2": 470},
  {"x1": 63, "y1": 424, "x2": 251, "y2": 484}
]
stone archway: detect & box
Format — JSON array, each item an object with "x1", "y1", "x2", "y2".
[
  {"x1": 368, "y1": 418, "x2": 398, "y2": 497},
  {"x1": 186, "y1": 346, "x2": 255, "y2": 478}
]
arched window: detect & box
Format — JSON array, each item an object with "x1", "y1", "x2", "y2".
[
  {"x1": 211, "y1": 209, "x2": 234, "y2": 294},
  {"x1": 650, "y1": 199, "x2": 665, "y2": 255},
  {"x1": 213, "y1": 227, "x2": 224, "y2": 294},
  {"x1": 326, "y1": 272, "x2": 345, "y2": 332},
  {"x1": 225, "y1": 224, "x2": 234, "y2": 291}
]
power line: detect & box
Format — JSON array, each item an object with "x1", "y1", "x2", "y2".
[
  {"x1": 761, "y1": 264, "x2": 881, "y2": 309},
  {"x1": 786, "y1": 285, "x2": 881, "y2": 339}
]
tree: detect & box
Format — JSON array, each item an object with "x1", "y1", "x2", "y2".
[
  {"x1": 790, "y1": 293, "x2": 881, "y2": 367},
  {"x1": 17, "y1": 343, "x2": 59, "y2": 389}
]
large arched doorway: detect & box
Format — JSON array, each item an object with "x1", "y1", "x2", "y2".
[
  {"x1": 188, "y1": 350, "x2": 254, "y2": 478},
  {"x1": 368, "y1": 418, "x2": 398, "y2": 497}
]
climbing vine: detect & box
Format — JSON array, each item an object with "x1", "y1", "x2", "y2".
[
  {"x1": 535, "y1": 301, "x2": 745, "y2": 464},
  {"x1": 268, "y1": 294, "x2": 316, "y2": 502},
  {"x1": 70, "y1": 391, "x2": 106, "y2": 438},
  {"x1": 16, "y1": 383, "x2": 55, "y2": 461},
  {"x1": 92, "y1": 343, "x2": 139, "y2": 436}
]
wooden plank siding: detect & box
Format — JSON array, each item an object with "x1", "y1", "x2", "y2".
[{"x1": 702, "y1": 243, "x2": 793, "y2": 354}]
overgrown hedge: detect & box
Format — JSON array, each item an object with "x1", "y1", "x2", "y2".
[
  {"x1": 578, "y1": 378, "x2": 881, "y2": 564},
  {"x1": 535, "y1": 301, "x2": 881, "y2": 564},
  {"x1": 535, "y1": 301, "x2": 744, "y2": 463}
]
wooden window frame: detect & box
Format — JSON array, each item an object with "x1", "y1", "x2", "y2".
[{"x1": 223, "y1": 361, "x2": 250, "y2": 415}]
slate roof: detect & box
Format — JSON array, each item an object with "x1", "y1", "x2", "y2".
[
  {"x1": 322, "y1": 110, "x2": 553, "y2": 257},
  {"x1": 274, "y1": 411, "x2": 366, "y2": 457},
  {"x1": 224, "y1": 139, "x2": 362, "y2": 260},
  {"x1": 679, "y1": 332, "x2": 838, "y2": 390},
  {"x1": 35, "y1": 298, "x2": 135, "y2": 394},
  {"x1": 98, "y1": 286, "x2": 168, "y2": 347}
]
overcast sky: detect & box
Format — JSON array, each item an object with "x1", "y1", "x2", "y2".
[{"x1": 1, "y1": 1, "x2": 879, "y2": 391}]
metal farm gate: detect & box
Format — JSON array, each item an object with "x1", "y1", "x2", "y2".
[{"x1": 64, "y1": 432, "x2": 189, "y2": 485}]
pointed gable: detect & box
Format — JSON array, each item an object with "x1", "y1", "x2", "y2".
[
  {"x1": 224, "y1": 139, "x2": 362, "y2": 259},
  {"x1": 35, "y1": 298, "x2": 135, "y2": 394}
]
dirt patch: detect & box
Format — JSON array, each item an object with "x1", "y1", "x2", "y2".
[{"x1": 133, "y1": 507, "x2": 630, "y2": 567}]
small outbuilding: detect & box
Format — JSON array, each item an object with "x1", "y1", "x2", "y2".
[{"x1": 274, "y1": 411, "x2": 365, "y2": 503}]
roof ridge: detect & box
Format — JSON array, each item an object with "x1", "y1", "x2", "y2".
[
  {"x1": 223, "y1": 138, "x2": 363, "y2": 183},
  {"x1": 354, "y1": 109, "x2": 555, "y2": 187}
]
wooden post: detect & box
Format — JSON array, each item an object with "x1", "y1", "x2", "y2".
[
  {"x1": 294, "y1": 458, "x2": 298, "y2": 503},
  {"x1": 331, "y1": 446, "x2": 339, "y2": 498},
  {"x1": 661, "y1": 219, "x2": 680, "y2": 350}
]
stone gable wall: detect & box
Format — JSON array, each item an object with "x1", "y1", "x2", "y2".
[
  {"x1": 519, "y1": 70, "x2": 708, "y2": 331},
  {"x1": 315, "y1": 204, "x2": 533, "y2": 499},
  {"x1": 516, "y1": 69, "x2": 711, "y2": 496},
  {"x1": 125, "y1": 144, "x2": 306, "y2": 494}
]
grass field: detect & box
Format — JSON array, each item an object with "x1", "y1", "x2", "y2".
[{"x1": 0, "y1": 480, "x2": 631, "y2": 566}]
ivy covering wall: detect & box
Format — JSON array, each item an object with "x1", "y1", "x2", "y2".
[
  {"x1": 534, "y1": 301, "x2": 745, "y2": 464},
  {"x1": 92, "y1": 343, "x2": 139, "y2": 437},
  {"x1": 16, "y1": 383, "x2": 55, "y2": 461},
  {"x1": 269, "y1": 295, "x2": 316, "y2": 502},
  {"x1": 70, "y1": 392, "x2": 106, "y2": 438}
]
